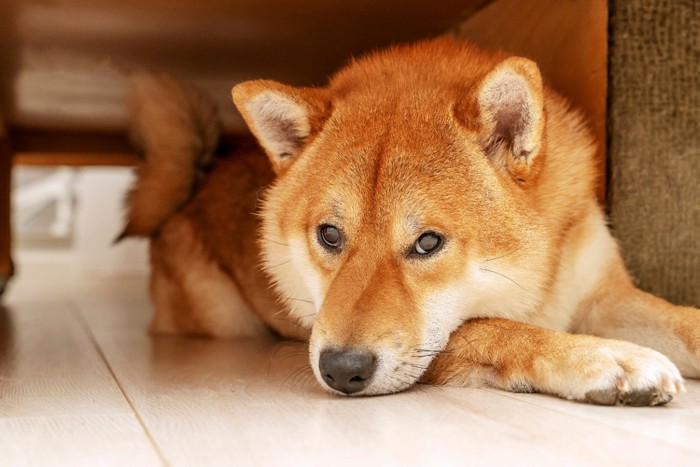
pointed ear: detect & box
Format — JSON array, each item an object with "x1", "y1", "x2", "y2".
[
  {"x1": 232, "y1": 80, "x2": 330, "y2": 173},
  {"x1": 476, "y1": 57, "x2": 545, "y2": 182}
]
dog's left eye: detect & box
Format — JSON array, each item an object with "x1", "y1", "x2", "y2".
[
  {"x1": 318, "y1": 224, "x2": 342, "y2": 250},
  {"x1": 412, "y1": 232, "x2": 443, "y2": 256}
]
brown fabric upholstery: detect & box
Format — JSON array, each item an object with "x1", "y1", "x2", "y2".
[{"x1": 608, "y1": 0, "x2": 700, "y2": 306}]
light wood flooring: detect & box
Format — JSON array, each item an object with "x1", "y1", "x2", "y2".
[{"x1": 2, "y1": 263, "x2": 700, "y2": 466}]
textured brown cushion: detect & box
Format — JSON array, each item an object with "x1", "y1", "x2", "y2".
[{"x1": 608, "y1": 0, "x2": 700, "y2": 306}]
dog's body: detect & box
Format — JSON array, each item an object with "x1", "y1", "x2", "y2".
[{"x1": 125, "y1": 39, "x2": 700, "y2": 405}]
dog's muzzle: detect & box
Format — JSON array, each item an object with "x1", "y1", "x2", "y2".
[{"x1": 319, "y1": 349, "x2": 377, "y2": 395}]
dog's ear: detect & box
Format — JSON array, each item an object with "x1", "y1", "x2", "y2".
[
  {"x1": 232, "y1": 80, "x2": 330, "y2": 173},
  {"x1": 473, "y1": 57, "x2": 545, "y2": 183}
]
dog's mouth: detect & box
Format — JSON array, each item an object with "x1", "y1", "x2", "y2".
[{"x1": 309, "y1": 345, "x2": 434, "y2": 396}]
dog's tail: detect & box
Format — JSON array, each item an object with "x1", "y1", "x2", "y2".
[{"x1": 119, "y1": 72, "x2": 221, "y2": 239}]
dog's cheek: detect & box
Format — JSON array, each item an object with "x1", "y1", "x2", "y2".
[
  {"x1": 260, "y1": 226, "x2": 328, "y2": 329},
  {"x1": 307, "y1": 330, "x2": 326, "y2": 389},
  {"x1": 403, "y1": 255, "x2": 471, "y2": 353},
  {"x1": 287, "y1": 237, "x2": 327, "y2": 315},
  {"x1": 419, "y1": 283, "x2": 473, "y2": 353}
]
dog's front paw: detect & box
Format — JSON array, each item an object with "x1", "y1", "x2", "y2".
[{"x1": 537, "y1": 339, "x2": 686, "y2": 406}]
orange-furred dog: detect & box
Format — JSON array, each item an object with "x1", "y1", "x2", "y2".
[{"x1": 123, "y1": 39, "x2": 700, "y2": 405}]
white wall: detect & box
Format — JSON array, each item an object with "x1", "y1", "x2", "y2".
[
  {"x1": 73, "y1": 167, "x2": 149, "y2": 277},
  {"x1": 16, "y1": 167, "x2": 149, "y2": 278}
]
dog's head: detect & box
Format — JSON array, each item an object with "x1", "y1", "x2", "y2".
[{"x1": 232, "y1": 40, "x2": 568, "y2": 395}]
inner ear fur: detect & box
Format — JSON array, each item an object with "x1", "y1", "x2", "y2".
[
  {"x1": 475, "y1": 57, "x2": 546, "y2": 183},
  {"x1": 232, "y1": 80, "x2": 330, "y2": 173}
]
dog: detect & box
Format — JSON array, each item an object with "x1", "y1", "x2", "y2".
[{"x1": 122, "y1": 38, "x2": 700, "y2": 406}]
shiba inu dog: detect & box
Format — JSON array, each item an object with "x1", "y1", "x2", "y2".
[{"x1": 123, "y1": 38, "x2": 700, "y2": 405}]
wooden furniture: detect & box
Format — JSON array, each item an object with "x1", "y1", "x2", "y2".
[
  {"x1": 453, "y1": 0, "x2": 608, "y2": 200},
  {"x1": 0, "y1": 128, "x2": 11, "y2": 294},
  {"x1": 0, "y1": 0, "x2": 607, "y2": 296}
]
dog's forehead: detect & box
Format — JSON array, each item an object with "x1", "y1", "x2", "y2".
[{"x1": 308, "y1": 114, "x2": 494, "y2": 232}]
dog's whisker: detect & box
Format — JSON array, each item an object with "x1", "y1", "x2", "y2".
[
  {"x1": 285, "y1": 297, "x2": 315, "y2": 305},
  {"x1": 410, "y1": 355, "x2": 440, "y2": 360},
  {"x1": 412, "y1": 349, "x2": 442, "y2": 355},
  {"x1": 276, "y1": 351, "x2": 310, "y2": 362},
  {"x1": 295, "y1": 313, "x2": 317, "y2": 319},
  {"x1": 271, "y1": 308, "x2": 289, "y2": 319},
  {"x1": 285, "y1": 364, "x2": 312, "y2": 387},
  {"x1": 267, "y1": 259, "x2": 292, "y2": 270},
  {"x1": 294, "y1": 368, "x2": 314, "y2": 389},
  {"x1": 300, "y1": 372, "x2": 317, "y2": 390},
  {"x1": 267, "y1": 341, "x2": 293, "y2": 378},
  {"x1": 405, "y1": 363, "x2": 429, "y2": 370},
  {"x1": 269, "y1": 307, "x2": 309, "y2": 330},
  {"x1": 262, "y1": 237, "x2": 289, "y2": 247},
  {"x1": 483, "y1": 246, "x2": 522, "y2": 263},
  {"x1": 479, "y1": 267, "x2": 524, "y2": 290},
  {"x1": 272, "y1": 316, "x2": 309, "y2": 332}
]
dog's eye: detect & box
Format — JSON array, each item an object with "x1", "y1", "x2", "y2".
[
  {"x1": 318, "y1": 224, "x2": 342, "y2": 250},
  {"x1": 412, "y1": 232, "x2": 443, "y2": 256}
]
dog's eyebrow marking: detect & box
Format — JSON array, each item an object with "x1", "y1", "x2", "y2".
[
  {"x1": 331, "y1": 202, "x2": 344, "y2": 219},
  {"x1": 405, "y1": 215, "x2": 421, "y2": 235},
  {"x1": 406, "y1": 215, "x2": 421, "y2": 233}
]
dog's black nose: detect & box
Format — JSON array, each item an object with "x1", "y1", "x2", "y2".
[{"x1": 319, "y1": 349, "x2": 377, "y2": 394}]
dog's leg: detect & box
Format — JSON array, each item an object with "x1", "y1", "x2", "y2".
[
  {"x1": 422, "y1": 317, "x2": 684, "y2": 406},
  {"x1": 575, "y1": 264, "x2": 700, "y2": 378}
]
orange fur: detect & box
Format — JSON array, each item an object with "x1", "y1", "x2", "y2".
[
  {"x1": 125, "y1": 38, "x2": 700, "y2": 405},
  {"x1": 123, "y1": 72, "x2": 220, "y2": 237}
]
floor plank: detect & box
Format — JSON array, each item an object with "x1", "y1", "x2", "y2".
[
  {"x1": 6, "y1": 265, "x2": 700, "y2": 466},
  {"x1": 75, "y1": 297, "x2": 700, "y2": 466},
  {"x1": 0, "y1": 302, "x2": 162, "y2": 466},
  {"x1": 484, "y1": 379, "x2": 700, "y2": 452}
]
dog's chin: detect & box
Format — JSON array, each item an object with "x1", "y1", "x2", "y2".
[
  {"x1": 316, "y1": 377, "x2": 418, "y2": 397},
  {"x1": 322, "y1": 383, "x2": 414, "y2": 397},
  {"x1": 310, "y1": 356, "x2": 424, "y2": 397}
]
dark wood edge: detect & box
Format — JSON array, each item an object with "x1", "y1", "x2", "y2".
[{"x1": 8, "y1": 128, "x2": 253, "y2": 167}]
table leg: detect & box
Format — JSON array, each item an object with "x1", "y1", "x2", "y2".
[{"x1": 0, "y1": 127, "x2": 13, "y2": 297}]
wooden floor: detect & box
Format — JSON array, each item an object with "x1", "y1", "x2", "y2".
[{"x1": 2, "y1": 264, "x2": 700, "y2": 466}]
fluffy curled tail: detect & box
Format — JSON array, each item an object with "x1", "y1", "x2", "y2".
[{"x1": 120, "y1": 72, "x2": 221, "y2": 238}]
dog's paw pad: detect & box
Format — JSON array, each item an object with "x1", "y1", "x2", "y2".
[
  {"x1": 584, "y1": 383, "x2": 675, "y2": 406},
  {"x1": 583, "y1": 387, "x2": 618, "y2": 405},
  {"x1": 619, "y1": 387, "x2": 673, "y2": 406},
  {"x1": 570, "y1": 343, "x2": 684, "y2": 407}
]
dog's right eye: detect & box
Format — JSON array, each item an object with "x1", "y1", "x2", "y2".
[
  {"x1": 318, "y1": 225, "x2": 342, "y2": 250},
  {"x1": 410, "y1": 231, "x2": 444, "y2": 257}
]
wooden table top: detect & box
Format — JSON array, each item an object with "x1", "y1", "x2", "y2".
[{"x1": 0, "y1": 0, "x2": 483, "y2": 133}]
